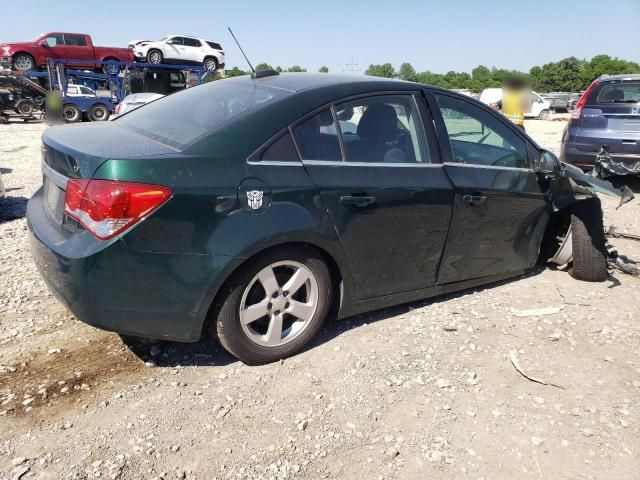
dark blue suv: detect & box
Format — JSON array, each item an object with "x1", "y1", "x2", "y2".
[{"x1": 561, "y1": 74, "x2": 640, "y2": 170}]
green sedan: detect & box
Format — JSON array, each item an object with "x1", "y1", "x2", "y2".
[{"x1": 27, "y1": 72, "x2": 624, "y2": 364}]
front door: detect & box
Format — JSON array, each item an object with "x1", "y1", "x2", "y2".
[
  {"x1": 429, "y1": 92, "x2": 549, "y2": 284},
  {"x1": 293, "y1": 94, "x2": 454, "y2": 299}
]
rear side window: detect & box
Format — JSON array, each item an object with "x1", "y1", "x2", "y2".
[
  {"x1": 292, "y1": 109, "x2": 342, "y2": 161},
  {"x1": 207, "y1": 41, "x2": 222, "y2": 50},
  {"x1": 261, "y1": 132, "x2": 299, "y2": 161},
  {"x1": 184, "y1": 38, "x2": 201, "y2": 47},
  {"x1": 117, "y1": 81, "x2": 290, "y2": 149},
  {"x1": 434, "y1": 94, "x2": 529, "y2": 169},
  {"x1": 595, "y1": 82, "x2": 640, "y2": 104},
  {"x1": 64, "y1": 35, "x2": 88, "y2": 46},
  {"x1": 335, "y1": 95, "x2": 429, "y2": 163}
]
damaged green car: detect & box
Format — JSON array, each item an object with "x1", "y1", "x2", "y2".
[{"x1": 28, "y1": 74, "x2": 633, "y2": 363}]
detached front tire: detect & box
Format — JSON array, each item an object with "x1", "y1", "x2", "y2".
[
  {"x1": 570, "y1": 198, "x2": 608, "y2": 282},
  {"x1": 215, "y1": 246, "x2": 332, "y2": 365}
]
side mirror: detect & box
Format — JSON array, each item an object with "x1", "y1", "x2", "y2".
[
  {"x1": 39, "y1": 40, "x2": 49, "y2": 47},
  {"x1": 535, "y1": 149, "x2": 562, "y2": 175}
]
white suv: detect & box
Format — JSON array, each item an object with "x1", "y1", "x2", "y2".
[{"x1": 129, "y1": 35, "x2": 225, "y2": 71}]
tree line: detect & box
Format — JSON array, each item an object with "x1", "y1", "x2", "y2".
[
  {"x1": 367, "y1": 55, "x2": 640, "y2": 93},
  {"x1": 219, "y1": 55, "x2": 639, "y2": 93}
]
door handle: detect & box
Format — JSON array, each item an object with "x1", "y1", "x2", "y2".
[
  {"x1": 340, "y1": 195, "x2": 376, "y2": 208},
  {"x1": 463, "y1": 193, "x2": 488, "y2": 206}
]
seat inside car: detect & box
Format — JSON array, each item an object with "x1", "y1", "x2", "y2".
[{"x1": 346, "y1": 103, "x2": 411, "y2": 163}]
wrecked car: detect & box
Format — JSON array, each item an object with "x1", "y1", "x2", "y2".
[{"x1": 26, "y1": 73, "x2": 630, "y2": 364}]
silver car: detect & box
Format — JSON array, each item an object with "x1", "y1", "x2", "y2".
[{"x1": 112, "y1": 93, "x2": 164, "y2": 119}]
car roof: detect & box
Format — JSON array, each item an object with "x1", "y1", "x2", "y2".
[
  {"x1": 231, "y1": 72, "x2": 410, "y2": 93},
  {"x1": 600, "y1": 73, "x2": 640, "y2": 82}
]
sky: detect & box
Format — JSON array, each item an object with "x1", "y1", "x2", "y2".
[{"x1": 5, "y1": 0, "x2": 640, "y2": 74}]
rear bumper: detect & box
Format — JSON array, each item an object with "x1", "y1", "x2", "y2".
[
  {"x1": 27, "y1": 187, "x2": 233, "y2": 342},
  {"x1": 561, "y1": 145, "x2": 640, "y2": 171}
]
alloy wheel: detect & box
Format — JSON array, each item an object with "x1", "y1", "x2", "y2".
[
  {"x1": 14, "y1": 55, "x2": 33, "y2": 70},
  {"x1": 149, "y1": 52, "x2": 161, "y2": 64},
  {"x1": 239, "y1": 260, "x2": 319, "y2": 347}
]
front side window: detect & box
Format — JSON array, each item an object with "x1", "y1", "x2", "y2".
[
  {"x1": 43, "y1": 34, "x2": 64, "y2": 47},
  {"x1": 434, "y1": 94, "x2": 529, "y2": 169},
  {"x1": 79, "y1": 86, "x2": 93, "y2": 95},
  {"x1": 167, "y1": 37, "x2": 184, "y2": 45},
  {"x1": 292, "y1": 109, "x2": 341, "y2": 161},
  {"x1": 117, "y1": 81, "x2": 290, "y2": 149},
  {"x1": 335, "y1": 95, "x2": 429, "y2": 163}
]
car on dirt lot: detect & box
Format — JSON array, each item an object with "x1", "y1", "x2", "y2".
[
  {"x1": 128, "y1": 36, "x2": 225, "y2": 71},
  {"x1": 27, "y1": 73, "x2": 626, "y2": 364},
  {"x1": 561, "y1": 74, "x2": 640, "y2": 171}
]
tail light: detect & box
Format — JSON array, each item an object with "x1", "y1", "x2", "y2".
[
  {"x1": 114, "y1": 104, "x2": 120, "y2": 115},
  {"x1": 64, "y1": 179, "x2": 172, "y2": 240},
  {"x1": 219, "y1": 51, "x2": 224, "y2": 55},
  {"x1": 571, "y1": 79, "x2": 600, "y2": 120}
]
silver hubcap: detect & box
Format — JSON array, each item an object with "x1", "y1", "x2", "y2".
[
  {"x1": 240, "y1": 261, "x2": 318, "y2": 347},
  {"x1": 93, "y1": 107, "x2": 106, "y2": 119},
  {"x1": 15, "y1": 56, "x2": 32, "y2": 70},
  {"x1": 149, "y1": 52, "x2": 161, "y2": 63},
  {"x1": 205, "y1": 59, "x2": 216, "y2": 71}
]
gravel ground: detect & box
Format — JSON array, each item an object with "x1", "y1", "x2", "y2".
[{"x1": 1, "y1": 119, "x2": 639, "y2": 480}]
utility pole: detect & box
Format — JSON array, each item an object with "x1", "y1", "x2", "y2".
[{"x1": 343, "y1": 56, "x2": 360, "y2": 75}]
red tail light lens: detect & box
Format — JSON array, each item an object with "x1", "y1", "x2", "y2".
[
  {"x1": 571, "y1": 79, "x2": 600, "y2": 120},
  {"x1": 64, "y1": 179, "x2": 172, "y2": 240}
]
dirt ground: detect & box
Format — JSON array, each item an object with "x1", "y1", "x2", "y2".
[{"x1": 1, "y1": 119, "x2": 639, "y2": 480}]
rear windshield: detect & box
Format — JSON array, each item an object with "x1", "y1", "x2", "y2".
[
  {"x1": 116, "y1": 80, "x2": 289, "y2": 149},
  {"x1": 595, "y1": 82, "x2": 640, "y2": 104}
]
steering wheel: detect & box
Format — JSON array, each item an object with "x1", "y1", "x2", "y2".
[{"x1": 491, "y1": 151, "x2": 522, "y2": 167}]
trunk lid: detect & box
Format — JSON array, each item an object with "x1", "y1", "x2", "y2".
[{"x1": 40, "y1": 122, "x2": 179, "y2": 232}]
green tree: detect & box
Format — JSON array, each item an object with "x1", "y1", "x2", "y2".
[
  {"x1": 318, "y1": 66, "x2": 329, "y2": 73},
  {"x1": 287, "y1": 65, "x2": 307, "y2": 72},
  {"x1": 398, "y1": 62, "x2": 417, "y2": 82},
  {"x1": 365, "y1": 63, "x2": 395, "y2": 78},
  {"x1": 225, "y1": 66, "x2": 247, "y2": 78},
  {"x1": 255, "y1": 63, "x2": 274, "y2": 72}
]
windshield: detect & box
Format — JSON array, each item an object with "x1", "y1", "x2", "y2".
[
  {"x1": 116, "y1": 80, "x2": 290, "y2": 149},
  {"x1": 596, "y1": 82, "x2": 640, "y2": 104}
]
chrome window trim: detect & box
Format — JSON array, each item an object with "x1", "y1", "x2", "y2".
[
  {"x1": 443, "y1": 162, "x2": 533, "y2": 173},
  {"x1": 247, "y1": 159, "x2": 303, "y2": 166},
  {"x1": 301, "y1": 160, "x2": 443, "y2": 168},
  {"x1": 42, "y1": 160, "x2": 69, "y2": 189}
]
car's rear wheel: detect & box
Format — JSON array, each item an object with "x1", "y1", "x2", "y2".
[
  {"x1": 203, "y1": 57, "x2": 218, "y2": 72},
  {"x1": 15, "y1": 99, "x2": 35, "y2": 116},
  {"x1": 63, "y1": 104, "x2": 81, "y2": 123},
  {"x1": 12, "y1": 53, "x2": 35, "y2": 71},
  {"x1": 102, "y1": 58, "x2": 120, "y2": 75},
  {"x1": 148, "y1": 49, "x2": 163, "y2": 64},
  {"x1": 570, "y1": 198, "x2": 608, "y2": 282},
  {"x1": 88, "y1": 103, "x2": 110, "y2": 121},
  {"x1": 215, "y1": 246, "x2": 332, "y2": 364},
  {"x1": 538, "y1": 109, "x2": 550, "y2": 120}
]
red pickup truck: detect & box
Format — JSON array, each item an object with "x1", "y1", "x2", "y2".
[{"x1": 0, "y1": 33, "x2": 134, "y2": 74}]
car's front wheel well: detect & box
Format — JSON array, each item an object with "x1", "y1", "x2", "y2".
[
  {"x1": 200, "y1": 242, "x2": 344, "y2": 340},
  {"x1": 539, "y1": 207, "x2": 571, "y2": 263}
]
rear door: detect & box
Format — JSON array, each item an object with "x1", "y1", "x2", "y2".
[
  {"x1": 60, "y1": 34, "x2": 92, "y2": 68},
  {"x1": 581, "y1": 80, "x2": 640, "y2": 155},
  {"x1": 293, "y1": 93, "x2": 454, "y2": 299},
  {"x1": 428, "y1": 91, "x2": 549, "y2": 284},
  {"x1": 182, "y1": 37, "x2": 204, "y2": 63}
]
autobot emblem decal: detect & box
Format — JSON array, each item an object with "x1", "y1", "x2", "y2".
[{"x1": 247, "y1": 190, "x2": 264, "y2": 210}]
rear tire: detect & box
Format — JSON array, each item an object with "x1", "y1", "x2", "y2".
[
  {"x1": 215, "y1": 246, "x2": 332, "y2": 365},
  {"x1": 538, "y1": 109, "x2": 550, "y2": 120},
  {"x1": 88, "y1": 103, "x2": 110, "y2": 121},
  {"x1": 102, "y1": 58, "x2": 120, "y2": 75},
  {"x1": 63, "y1": 104, "x2": 81, "y2": 123},
  {"x1": 570, "y1": 198, "x2": 608, "y2": 282},
  {"x1": 203, "y1": 57, "x2": 218, "y2": 72},
  {"x1": 147, "y1": 49, "x2": 163, "y2": 64}
]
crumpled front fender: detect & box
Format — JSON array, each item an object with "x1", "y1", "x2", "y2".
[{"x1": 550, "y1": 162, "x2": 634, "y2": 211}]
